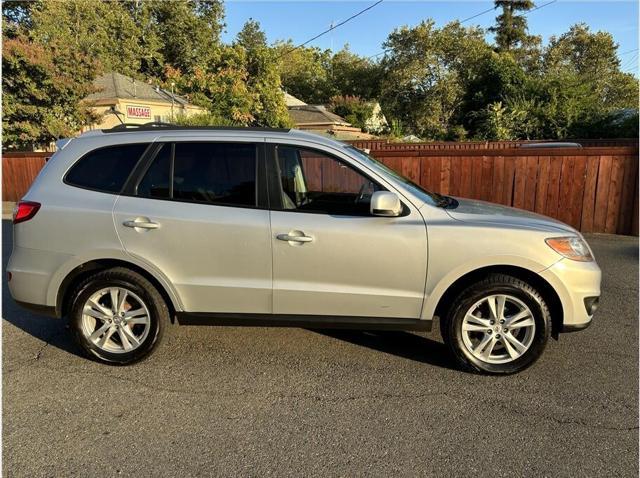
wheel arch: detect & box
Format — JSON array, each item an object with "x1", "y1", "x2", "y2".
[
  {"x1": 55, "y1": 258, "x2": 180, "y2": 322},
  {"x1": 432, "y1": 265, "x2": 564, "y2": 338}
]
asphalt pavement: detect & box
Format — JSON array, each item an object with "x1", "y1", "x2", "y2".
[{"x1": 2, "y1": 220, "x2": 638, "y2": 477}]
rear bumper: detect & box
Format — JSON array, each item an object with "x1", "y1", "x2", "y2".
[
  {"x1": 539, "y1": 258, "x2": 601, "y2": 332},
  {"x1": 7, "y1": 246, "x2": 72, "y2": 311}
]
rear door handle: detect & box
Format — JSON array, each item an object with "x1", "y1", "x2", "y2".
[
  {"x1": 123, "y1": 218, "x2": 160, "y2": 230},
  {"x1": 276, "y1": 233, "x2": 313, "y2": 243}
]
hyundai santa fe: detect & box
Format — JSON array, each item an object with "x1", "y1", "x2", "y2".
[{"x1": 7, "y1": 125, "x2": 601, "y2": 374}]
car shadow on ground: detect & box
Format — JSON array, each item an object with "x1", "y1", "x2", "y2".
[{"x1": 312, "y1": 329, "x2": 460, "y2": 370}]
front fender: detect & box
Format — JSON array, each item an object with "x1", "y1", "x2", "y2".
[{"x1": 420, "y1": 254, "x2": 557, "y2": 321}]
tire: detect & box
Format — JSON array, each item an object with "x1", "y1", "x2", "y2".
[
  {"x1": 69, "y1": 267, "x2": 170, "y2": 365},
  {"x1": 441, "y1": 273, "x2": 551, "y2": 375}
]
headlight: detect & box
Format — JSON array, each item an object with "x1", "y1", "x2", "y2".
[{"x1": 545, "y1": 236, "x2": 594, "y2": 262}]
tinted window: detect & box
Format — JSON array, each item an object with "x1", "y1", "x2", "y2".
[
  {"x1": 276, "y1": 146, "x2": 382, "y2": 216},
  {"x1": 138, "y1": 144, "x2": 171, "y2": 199},
  {"x1": 66, "y1": 144, "x2": 148, "y2": 193},
  {"x1": 173, "y1": 143, "x2": 256, "y2": 206}
]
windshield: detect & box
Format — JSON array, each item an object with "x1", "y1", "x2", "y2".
[{"x1": 344, "y1": 145, "x2": 446, "y2": 206}]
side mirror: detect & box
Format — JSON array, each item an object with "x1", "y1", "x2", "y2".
[{"x1": 370, "y1": 191, "x2": 403, "y2": 217}]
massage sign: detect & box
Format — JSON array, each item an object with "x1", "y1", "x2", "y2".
[{"x1": 126, "y1": 105, "x2": 152, "y2": 119}]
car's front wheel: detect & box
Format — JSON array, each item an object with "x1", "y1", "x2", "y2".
[
  {"x1": 441, "y1": 273, "x2": 551, "y2": 374},
  {"x1": 69, "y1": 267, "x2": 170, "y2": 365}
]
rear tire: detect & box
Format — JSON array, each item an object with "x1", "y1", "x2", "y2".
[
  {"x1": 69, "y1": 267, "x2": 170, "y2": 365},
  {"x1": 441, "y1": 273, "x2": 550, "y2": 375}
]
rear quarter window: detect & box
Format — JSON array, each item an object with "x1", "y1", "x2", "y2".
[{"x1": 65, "y1": 143, "x2": 149, "y2": 193}]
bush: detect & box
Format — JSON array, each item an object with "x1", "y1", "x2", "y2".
[{"x1": 328, "y1": 95, "x2": 374, "y2": 131}]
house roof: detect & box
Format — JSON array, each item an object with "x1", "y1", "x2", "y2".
[
  {"x1": 284, "y1": 92, "x2": 307, "y2": 107},
  {"x1": 288, "y1": 105, "x2": 350, "y2": 126},
  {"x1": 85, "y1": 72, "x2": 191, "y2": 106}
]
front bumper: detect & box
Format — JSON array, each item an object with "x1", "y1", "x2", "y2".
[{"x1": 539, "y1": 258, "x2": 601, "y2": 332}]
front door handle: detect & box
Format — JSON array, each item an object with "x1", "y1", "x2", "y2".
[
  {"x1": 123, "y1": 218, "x2": 160, "y2": 230},
  {"x1": 276, "y1": 232, "x2": 313, "y2": 243}
]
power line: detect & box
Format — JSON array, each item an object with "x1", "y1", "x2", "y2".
[
  {"x1": 619, "y1": 48, "x2": 639, "y2": 56},
  {"x1": 526, "y1": 0, "x2": 558, "y2": 15},
  {"x1": 459, "y1": 5, "x2": 497, "y2": 24},
  {"x1": 367, "y1": 4, "x2": 497, "y2": 60},
  {"x1": 277, "y1": 0, "x2": 384, "y2": 60},
  {"x1": 621, "y1": 53, "x2": 638, "y2": 71},
  {"x1": 366, "y1": 0, "x2": 557, "y2": 61}
]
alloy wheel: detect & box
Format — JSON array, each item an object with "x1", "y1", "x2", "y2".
[
  {"x1": 460, "y1": 294, "x2": 536, "y2": 364},
  {"x1": 80, "y1": 287, "x2": 151, "y2": 354}
]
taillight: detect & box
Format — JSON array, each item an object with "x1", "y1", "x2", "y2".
[{"x1": 13, "y1": 201, "x2": 41, "y2": 224}]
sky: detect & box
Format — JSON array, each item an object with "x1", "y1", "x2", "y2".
[{"x1": 221, "y1": 0, "x2": 639, "y2": 74}]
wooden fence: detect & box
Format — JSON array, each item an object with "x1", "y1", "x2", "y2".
[
  {"x1": 369, "y1": 145, "x2": 639, "y2": 236},
  {"x1": 350, "y1": 138, "x2": 639, "y2": 151},
  {"x1": 3, "y1": 142, "x2": 638, "y2": 235},
  {"x1": 2, "y1": 152, "x2": 51, "y2": 202}
]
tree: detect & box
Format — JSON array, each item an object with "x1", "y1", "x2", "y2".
[
  {"x1": 2, "y1": 35, "x2": 99, "y2": 149},
  {"x1": 144, "y1": 0, "x2": 225, "y2": 74},
  {"x1": 163, "y1": 46, "x2": 255, "y2": 125},
  {"x1": 275, "y1": 42, "x2": 333, "y2": 104},
  {"x1": 28, "y1": 0, "x2": 144, "y2": 78},
  {"x1": 489, "y1": 0, "x2": 535, "y2": 52},
  {"x1": 540, "y1": 24, "x2": 639, "y2": 137},
  {"x1": 379, "y1": 21, "x2": 491, "y2": 139},
  {"x1": 329, "y1": 46, "x2": 382, "y2": 100},
  {"x1": 235, "y1": 20, "x2": 291, "y2": 127},
  {"x1": 459, "y1": 51, "x2": 527, "y2": 135}
]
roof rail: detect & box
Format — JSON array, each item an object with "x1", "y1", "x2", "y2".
[
  {"x1": 102, "y1": 122, "x2": 291, "y2": 134},
  {"x1": 518, "y1": 142, "x2": 583, "y2": 149}
]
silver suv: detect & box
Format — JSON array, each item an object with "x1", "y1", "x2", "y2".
[{"x1": 8, "y1": 126, "x2": 601, "y2": 374}]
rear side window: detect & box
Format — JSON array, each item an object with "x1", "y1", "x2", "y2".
[
  {"x1": 138, "y1": 142, "x2": 257, "y2": 207},
  {"x1": 137, "y1": 144, "x2": 171, "y2": 199},
  {"x1": 65, "y1": 144, "x2": 148, "y2": 193}
]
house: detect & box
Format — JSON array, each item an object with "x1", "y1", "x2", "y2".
[
  {"x1": 284, "y1": 93, "x2": 378, "y2": 140},
  {"x1": 83, "y1": 72, "x2": 205, "y2": 130}
]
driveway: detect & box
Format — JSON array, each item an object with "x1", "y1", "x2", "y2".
[{"x1": 2, "y1": 220, "x2": 638, "y2": 477}]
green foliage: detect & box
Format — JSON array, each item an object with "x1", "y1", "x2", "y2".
[
  {"x1": 275, "y1": 41, "x2": 333, "y2": 104},
  {"x1": 379, "y1": 21, "x2": 490, "y2": 139},
  {"x1": 2, "y1": 0, "x2": 638, "y2": 148},
  {"x1": 2, "y1": 34, "x2": 99, "y2": 149},
  {"x1": 235, "y1": 20, "x2": 292, "y2": 128},
  {"x1": 328, "y1": 96, "x2": 374, "y2": 130},
  {"x1": 489, "y1": 0, "x2": 536, "y2": 53},
  {"x1": 173, "y1": 112, "x2": 240, "y2": 127}
]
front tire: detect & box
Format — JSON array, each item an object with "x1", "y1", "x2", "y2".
[
  {"x1": 441, "y1": 274, "x2": 551, "y2": 375},
  {"x1": 69, "y1": 267, "x2": 170, "y2": 365}
]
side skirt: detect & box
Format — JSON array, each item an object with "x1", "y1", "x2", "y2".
[{"x1": 175, "y1": 312, "x2": 432, "y2": 331}]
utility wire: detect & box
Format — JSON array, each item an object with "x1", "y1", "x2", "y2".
[
  {"x1": 367, "y1": 0, "x2": 557, "y2": 61},
  {"x1": 526, "y1": 0, "x2": 558, "y2": 14},
  {"x1": 619, "y1": 48, "x2": 639, "y2": 56},
  {"x1": 459, "y1": 5, "x2": 497, "y2": 24},
  {"x1": 620, "y1": 52, "x2": 638, "y2": 71},
  {"x1": 277, "y1": 0, "x2": 384, "y2": 60},
  {"x1": 367, "y1": 4, "x2": 497, "y2": 60}
]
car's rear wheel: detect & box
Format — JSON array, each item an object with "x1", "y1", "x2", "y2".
[
  {"x1": 441, "y1": 273, "x2": 551, "y2": 374},
  {"x1": 69, "y1": 267, "x2": 169, "y2": 365}
]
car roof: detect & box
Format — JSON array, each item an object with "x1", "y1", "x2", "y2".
[{"x1": 76, "y1": 126, "x2": 348, "y2": 150}]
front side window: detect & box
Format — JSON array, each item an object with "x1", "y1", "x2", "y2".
[
  {"x1": 276, "y1": 146, "x2": 382, "y2": 216},
  {"x1": 65, "y1": 143, "x2": 149, "y2": 193},
  {"x1": 137, "y1": 142, "x2": 257, "y2": 207}
]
